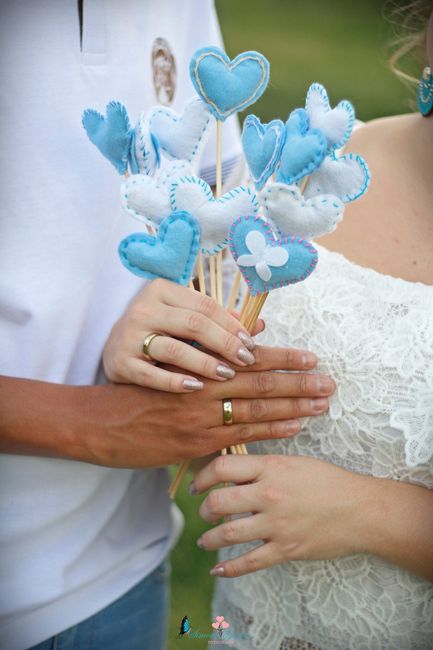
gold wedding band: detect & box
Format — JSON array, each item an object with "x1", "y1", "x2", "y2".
[
  {"x1": 142, "y1": 332, "x2": 163, "y2": 362},
  {"x1": 222, "y1": 399, "x2": 234, "y2": 425}
]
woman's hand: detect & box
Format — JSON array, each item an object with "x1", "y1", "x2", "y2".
[
  {"x1": 103, "y1": 278, "x2": 268, "y2": 393},
  {"x1": 191, "y1": 455, "x2": 375, "y2": 577}
]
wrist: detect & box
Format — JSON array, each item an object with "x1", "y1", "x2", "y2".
[{"x1": 348, "y1": 473, "x2": 394, "y2": 556}]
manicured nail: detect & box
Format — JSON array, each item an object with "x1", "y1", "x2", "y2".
[
  {"x1": 311, "y1": 398, "x2": 328, "y2": 413},
  {"x1": 237, "y1": 347, "x2": 256, "y2": 365},
  {"x1": 238, "y1": 331, "x2": 255, "y2": 351},
  {"x1": 285, "y1": 420, "x2": 301, "y2": 434},
  {"x1": 301, "y1": 352, "x2": 317, "y2": 368},
  {"x1": 317, "y1": 377, "x2": 335, "y2": 395},
  {"x1": 188, "y1": 481, "x2": 197, "y2": 495},
  {"x1": 183, "y1": 379, "x2": 204, "y2": 391},
  {"x1": 216, "y1": 364, "x2": 236, "y2": 379},
  {"x1": 196, "y1": 537, "x2": 205, "y2": 549},
  {"x1": 210, "y1": 565, "x2": 225, "y2": 577}
]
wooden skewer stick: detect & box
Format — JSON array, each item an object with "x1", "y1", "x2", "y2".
[
  {"x1": 227, "y1": 270, "x2": 242, "y2": 312},
  {"x1": 196, "y1": 253, "x2": 206, "y2": 295},
  {"x1": 216, "y1": 252, "x2": 224, "y2": 306},
  {"x1": 209, "y1": 255, "x2": 217, "y2": 301},
  {"x1": 168, "y1": 460, "x2": 190, "y2": 499}
]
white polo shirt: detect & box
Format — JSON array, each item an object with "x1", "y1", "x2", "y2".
[{"x1": 0, "y1": 1, "x2": 241, "y2": 648}]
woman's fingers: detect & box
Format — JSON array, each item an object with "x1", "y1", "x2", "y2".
[
  {"x1": 214, "y1": 370, "x2": 335, "y2": 400},
  {"x1": 125, "y1": 359, "x2": 205, "y2": 393},
  {"x1": 209, "y1": 542, "x2": 281, "y2": 578},
  {"x1": 145, "y1": 335, "x2": 237, "y2": 382},
  {"x1": 199, "y1": 484, "x2": 258, "y2": 523},
  {"x1": 231, "y1": 396, "x2": 329, "y2": 422},
  {"x1": 239, "y1": 345, "x2": 318, "y2": 372},
  {"x1": 191, "y1": 454, "x2": 265, "y2": 494},
  {"x1": 198, "y1": 513, "x2": 264, "y2": 550}
]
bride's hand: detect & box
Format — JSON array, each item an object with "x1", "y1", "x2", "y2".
[{"x1": 191, "y1": 455, "x2": 375, "y2": 577}]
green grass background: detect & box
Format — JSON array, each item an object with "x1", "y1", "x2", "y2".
[{"x1": 168, "y1": 1, "x2": 416, "y2": 647}]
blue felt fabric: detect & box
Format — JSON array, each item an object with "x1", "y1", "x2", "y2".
[
  {"x1": 305, "y1": 83, "x2": 355, "y2": 152},
  {"x1": 118, "y1": 211, "x2": 200, "y2": 285},
  {"x1": 229, "y1": 215, "x2": 318, "y2": 296},
  {"x1": 189, "y1": 46, "x2": 270, "y2": 121},
  {"x1": 82, "y1": 101, "x2": 133, "y2": 175},
  {"x1": 276, "y1": 109, "x2": 327, "y2": 185},
  {"x1": 242, "y1": 115, "x2": 286, "y2": 190}
]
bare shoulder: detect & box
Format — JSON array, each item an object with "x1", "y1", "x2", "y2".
[{"x1": 320, "y1": 113, "x2": 433, "y2": 284}]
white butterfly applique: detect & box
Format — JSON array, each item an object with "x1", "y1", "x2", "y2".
[{"x1": 237, "y1": 230, "x2": 288, "y2": 282}]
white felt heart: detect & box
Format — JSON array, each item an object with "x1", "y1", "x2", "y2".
[
  {"x1": 260, "y1": 182, "x2": 344, "y2": 239},
  {"x1": 121, "y1": 174, "x2": 170, "y2": 227},
  {"x1": 170, "y1": 175, "x2": 259, "y2": 256},
  {"x1": 158, "y1": 160, "x2": 194, "y2": 187},
  {"x1": 305, "y1": 83, "x2": 355, "y2": 151},
  {"x1": 147, "y1": 97, "x2": 212, "y2": 163},
  {"x1": 304, "y1": 153, "x2": 371, "y2": 203},
  {"x1": 133, "y1": 112, "x2": 159, "y2": 175}
]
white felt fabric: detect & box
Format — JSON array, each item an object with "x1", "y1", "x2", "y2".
[
  {"x1": 147, "y1": 97, "x2": 212, "y2": 164},
  {"x1": 134, "y1": 111, "x2": 159, "y2": 175},
  {"x1": 159, "y1": 159, "x2": 194, "y2": 186},
  {"x1": 260, "y1": 182, "x2": 344, "y2": 239},
  {"x1": 304, "y1": 154, "x2": 370, "y2": 203},
  {"x1": 305, "y1": 83, "x2": 354, "y2": 151},
  {"x1": 170, "y1": 175, "x2": 259, "y2": 256},
  {"x1": 237, "y1": 230, "x2": 288, "y2": 281},
  {"x1": 121, "y1": 174, "x2": 170, "y2": 227}
]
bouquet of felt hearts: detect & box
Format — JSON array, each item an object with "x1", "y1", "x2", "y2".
[{"x1": 82, "y1": 45, "x2": 370, "y2": 495}]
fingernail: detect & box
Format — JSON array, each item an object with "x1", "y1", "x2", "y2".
[
  {"x1": 317, "y1": 377, "x2": 335, "y2": 395},
  {"x1": 238, "y1": 331, "x2": 255, "y2": 351},
  {"x1": 311, "y1": 398, "x2": 328, "y2": 413},
  {"x1": 237, "y1": 347, "x2": 256, "y2": 365},
  {"x1": 301, "y1": 352, "x2": 317, "y2": 368},
  {"x1": 285, "y1": 420, "x2": 301, "y2": 434},
  {"x1": 188, "y1": 481, "x2": 197, "y2": 495},
  {"x1": 210, "y1": 565, "x2": 225, "y2": 577},
  {"x1": 196, "y1": 537, "x2": 205, "y2": 549},
  {"x1": 183, "y1": 379, "x2": 204, "y2": 391},
  {"x1": 216, "y1": 364, "x2": 236, "y2": 379}
]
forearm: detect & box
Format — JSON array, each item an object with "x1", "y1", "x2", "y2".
[
  {"x1": 0, "y1": 375, "x2": 103, "y2": 462},
  {"x1": 361, "y1": 474, "x2": 433, "y2": 582}
]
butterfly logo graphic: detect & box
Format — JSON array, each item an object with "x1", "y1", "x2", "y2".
[
  {"x1": 212, "y1": 615, "x2": 230, "y2": 638},
  {"x1": 178, "y1": 614, "x2": 191, "y2": 638}
]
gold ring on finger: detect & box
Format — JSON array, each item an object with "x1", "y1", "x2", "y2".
[
  {"x1": 142, "y1": 332, "x2": 163, "y2": 362},
  {"x1": 222, "y1": 399, "x2": 234, "y2": 425}
]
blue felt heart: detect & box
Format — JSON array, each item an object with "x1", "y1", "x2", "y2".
[
  {"x1": 242, "y1": 115, "x2": 286, "y2": 190},
  {"x1": 229, "y1": 215, "x2": 318, "y2": 296},
  {"x1": 189, "y1": 46, "x2": 270, "y2": 121},
  {"x1": 118, "y1": 211, "x2": 200, "y2": 285},
  {"x1": 82, "y1": 101, "x2": 133, "y2": 175},
  {"x1": 305, "y1": 83, "x2": 355, "y2": 152},
  {"x1": 276, "y1": 109, "x2": 327, "y2": 185}
]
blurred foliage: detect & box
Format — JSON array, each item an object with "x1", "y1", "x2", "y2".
[{"x1": 168, "y1": 2, "x2": 418, "y2": 648}]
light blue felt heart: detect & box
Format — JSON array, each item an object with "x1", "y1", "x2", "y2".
[
  {"x1": 229, "y1": 215, "x2": 318, "y2": 296},
  {"x1": 305, "y1": 83, "x2": 355, "y2": 152},
  {"x1": 242, "y1": 115, "x2": 286, "y2": 190},
  {"x1": 118, "y1": 211, "x2": 200, "y2": 285},
  {"x1": 129, "y1": 111, "x2": 160, "y2": 176},
  {"x1": 82, "y1": 101, "x2": 133, "y2": 175},
  {"x1": 189, "y1": 46, "x2": 270, "y2": 121},
  {"x1": 276, "y1": 108, "x2": 327, "y2": 185}
]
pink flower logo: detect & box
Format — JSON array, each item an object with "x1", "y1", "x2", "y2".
[{"x1": 212, "y1": 615, "x2": 230, "y2": 638}]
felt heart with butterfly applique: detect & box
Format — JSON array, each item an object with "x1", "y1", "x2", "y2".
[
  {"x1": 118, "y1": 211, "x2": 200, "y2": 285},
  {"x1": 169, "y1": 175, "x2": 259, "y2": 256},
  {"x1": 229, "y1": 215, "x2": 318, "y2": 295},
  {"x1": 305, "y1": 83, "x2": 355, "y2": 151},
  {"x1": 276, "y1": 109, "x2": 327, "y2": 185},
  {"x1": 260, "y1": 182, "x2": 344, "y2": 239},
  {"x1": 189, "y1": 46, "x2": 270, "y2": 121},
  {"x1": 242, "y1": 115, "x2": 286, "y2": 190},
  {"x1": 147, "y1": 97, "x2": 212, "y2": 163},
  {"x1": 303, "y1": 153, "x2": 371, "y2": 203},
  {"x1": 82, "y1": 101, "x2": 133, "y2": 175}
]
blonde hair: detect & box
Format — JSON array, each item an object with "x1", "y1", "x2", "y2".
[{"x1": 387, "y1": 0, "x2": 432, "y2": 85}]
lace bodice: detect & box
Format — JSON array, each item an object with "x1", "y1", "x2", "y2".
[{"x1": 213, "y1": 246, "x2": 433, "y2": 650}]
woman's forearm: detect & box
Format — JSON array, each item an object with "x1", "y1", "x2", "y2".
[{"x1": 362, "y1": 475, "x2": 433, "y2": 581}]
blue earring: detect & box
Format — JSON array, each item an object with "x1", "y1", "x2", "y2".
[{"x1": 418, "y1": 65, "x2": 433, "y2": 116}]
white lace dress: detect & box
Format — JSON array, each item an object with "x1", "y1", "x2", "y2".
[{"x1": 213, "y1": 245, "x2": 433, "y2": 650}]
